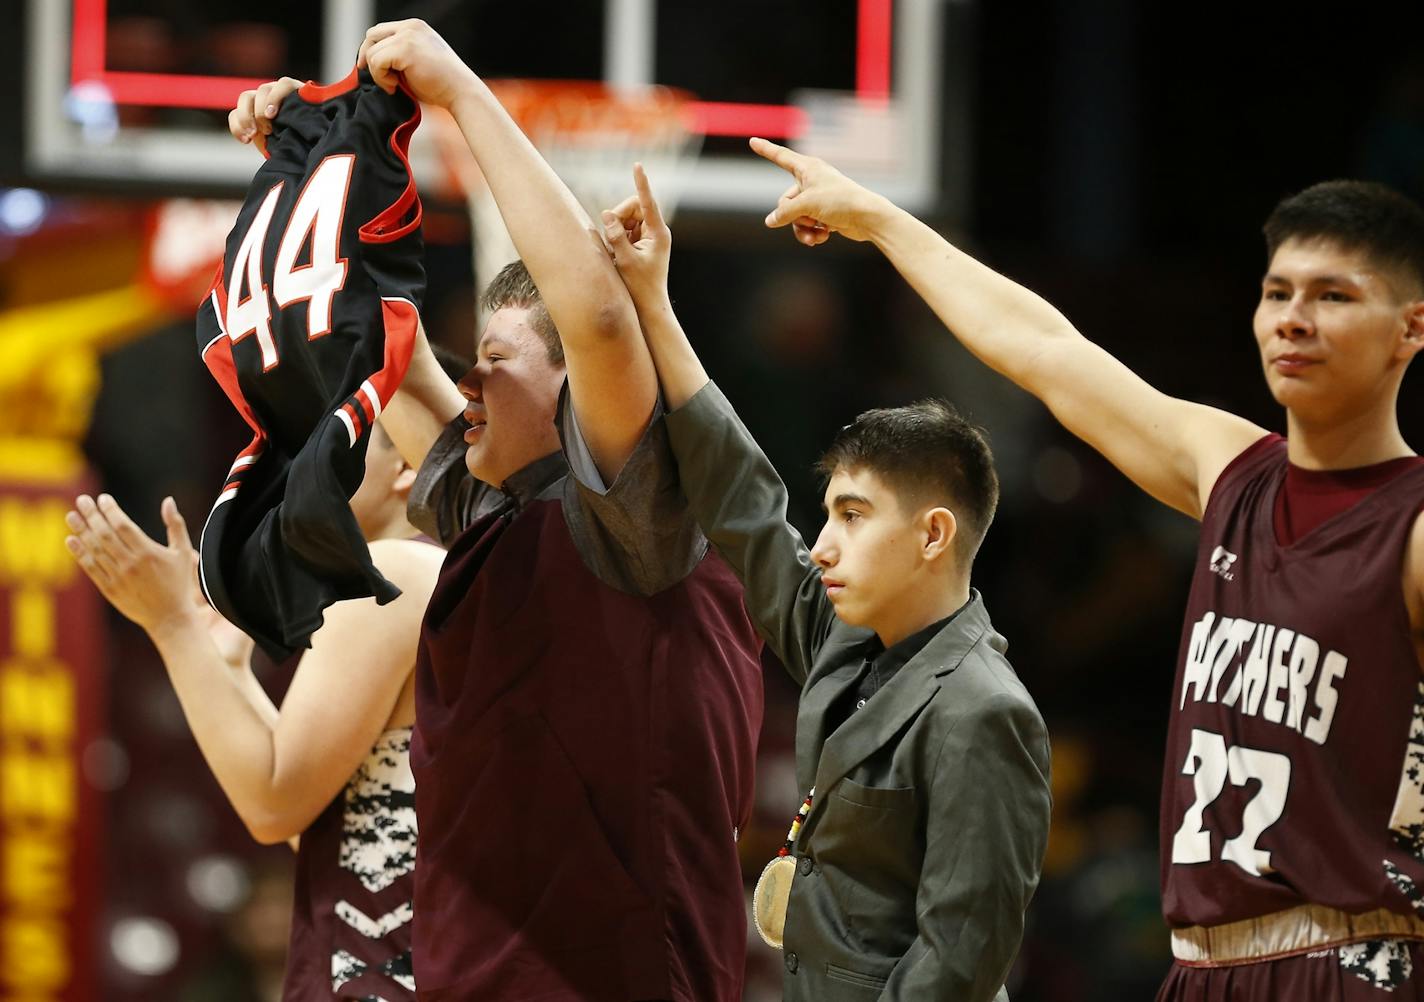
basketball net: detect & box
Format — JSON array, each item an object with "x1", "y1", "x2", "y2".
[{"x1": 429, "y1": 81, "x2": 703, "y2": 315}]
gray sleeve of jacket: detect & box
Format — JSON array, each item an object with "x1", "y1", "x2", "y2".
[
  {"x1": 662, "y1": 380, "x2": 838, "y2": 685},
  {"x1": 881, "y1": 688, "x2": 1052, "y2": 1002},
  {"x1": 557, "y1": 389, "x2": 707, "y2": 596}
]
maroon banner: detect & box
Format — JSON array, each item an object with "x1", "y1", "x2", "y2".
[{"x1": 0, "y1": 467, "x2": 104, "y2": 1002}]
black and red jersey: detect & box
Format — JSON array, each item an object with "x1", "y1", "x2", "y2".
[
  {"x1": 1161, "y1": 435, "x2": 1424, "y2": 929},
  {"x1": 196, "y1": 68, "x2": 423, "y2": 658}
]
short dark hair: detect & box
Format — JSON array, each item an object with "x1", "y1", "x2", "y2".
[
  {"x1": 481, "y1": 259, "x2": 564, "y2": 364},
  {"x1": 1263, "y1": 180, "x2": 1424, "y2": 295},
  {"x1": 815, "y1": 400, "x2": 999, "y2": 562}
]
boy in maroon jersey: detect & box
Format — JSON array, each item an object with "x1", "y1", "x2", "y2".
[
  {"x1": 746, "y1": 137, "x2": 1424, "y2": 998},
  {"x1": 231, "y1": 21, "x2": 763, "y2": 1002}
]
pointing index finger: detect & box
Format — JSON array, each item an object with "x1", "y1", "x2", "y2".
[
  {"x1": 633, "y1": 163, "x2": 664, "y2": 230},
  {"x1": 749, "y1": 137, "x2": 804, "y2": 177}
]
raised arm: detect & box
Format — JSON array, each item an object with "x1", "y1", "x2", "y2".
[
  {"x1": 229, "y1": 26, "x2": 655, "y2": 481},
  {"x1": 601, "y1": 165, "x2": 708, "y2": 410},
  {"x1": 358, "y1": 20, "x2": 656, "y2": 482},
  {"x1": 228, "y1": 78, "x2": 463, "y2": 474},
  {"x1": 750, "y1": 139, "x2": 1267, "y2": 520},
  {"x1": 378, "y1": 322, "x2": 465, "y2": 471},
  {"x1": 65, "y1": 495, "x2": 441, "y2": 843},
  {"x1": 602, "y1": 167, "x2": 839, "y2": 681}
]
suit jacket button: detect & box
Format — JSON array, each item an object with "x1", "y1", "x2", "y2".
[
  {"x1": 785, "y1": 951, "x2": 799, "y2": 973},
  {"x1": 799, "y1": 856, "x2": 813, "y2": 876}
]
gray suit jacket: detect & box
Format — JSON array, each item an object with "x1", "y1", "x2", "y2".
[{"x1": 665, "y1": 383, "x2": 1052, "y2": 1002}]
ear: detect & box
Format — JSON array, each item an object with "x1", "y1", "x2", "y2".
[
  {"x1": 392, "y1": 463, "x2": 418, "y2": 500},
  {"x1": 922, "y1": 507, "x2": 958, "y2": 563},
  {"x1": 1401, "y1": 300, "x2": 1424, "y2": 362}
]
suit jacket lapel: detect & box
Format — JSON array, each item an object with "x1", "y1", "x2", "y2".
[
  {"x1": 794, "y1": 656, "x2": 864, "y2": 796},
  {"x1": 799, "y1": 592, "x2": 999, "y2": 843},
  {"x1": 806, "y1": 672, "x2": 939, "y2": 828}
]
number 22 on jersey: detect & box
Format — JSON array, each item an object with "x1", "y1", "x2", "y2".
[
  {"x1": 1170, "y1": 728, "x2": 1292, "y2": 877},
  {"x1": 225, "y1": 154, "x2": 354, "y2": 371}
]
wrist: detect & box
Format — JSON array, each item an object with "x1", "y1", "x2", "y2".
[
  {"x1": 640, "y1": 288, "x2": 675, "y2": 316},
  {"x1": 148, "y1": 608, "x2": 207, "y2": 648},
  {"x1": 635, "y1": 291, "x2": 677, "y2": 329},
  {"x1": 859, "y1": 191, "x2": 899, "y2": 244},
  {"x1": 446, "y1": 69, "x2": 487, "y2": 119}
]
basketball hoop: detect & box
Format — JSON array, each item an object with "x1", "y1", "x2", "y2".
[{"x1": 429, "y1": 80, "x2": 703, "y2": 309}]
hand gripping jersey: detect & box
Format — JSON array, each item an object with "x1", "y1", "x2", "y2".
[
  {"x1": 196, "y1": 69, "x2": 423, "y2": 659},
  {"x1": 1161, "y1": 436, "x2": 1424, "y2": 933}
]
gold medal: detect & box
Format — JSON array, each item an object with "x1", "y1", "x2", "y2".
[
  {"x1": 753, "y1": 854, "x2": 797, "y2": 947},
  {"x1": 753, "y1": 787, "x2": 814, "y2": 950}
]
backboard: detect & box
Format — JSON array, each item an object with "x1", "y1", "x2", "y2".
[{"x1": 24, "y1": 0, "x2": 966, "y2": 216}]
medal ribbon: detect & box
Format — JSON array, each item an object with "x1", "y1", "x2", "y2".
[{"x1": 777, "y1": 787, "x2": 814, "y2": 858}]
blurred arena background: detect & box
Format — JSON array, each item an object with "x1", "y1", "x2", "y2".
[{"x1": 1, "y1": 1, "x2": 1423, "y2": 999}]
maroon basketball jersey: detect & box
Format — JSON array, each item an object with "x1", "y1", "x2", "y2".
[
  {"x1": 284, "y1": 730, "x2": 415, "y2": 1001},
  {"x1": 1161, "y1": 435, "x2": 1424, "y2": 929},
  {"x1": 412, "y1": 499, "x2": 763, "y2": 1001}
]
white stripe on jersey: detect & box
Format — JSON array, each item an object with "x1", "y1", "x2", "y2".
[
  {"x1": 359, "y1": 379, "x2": 382, "y2": 421},
  {"x1": 335, "y1": 407, "x2": 358, "y2": 448}
]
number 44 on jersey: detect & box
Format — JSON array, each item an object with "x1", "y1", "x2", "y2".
[{"x1": 224, "y1": 155, "x2": 354, "y2": 371}]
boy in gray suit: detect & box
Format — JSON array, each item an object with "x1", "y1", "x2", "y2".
[{"x1": 601, "y1": 165, "x2": 1051, "y2": 1001}]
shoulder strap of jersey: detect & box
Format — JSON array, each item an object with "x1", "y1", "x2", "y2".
[{"x1": 1204, "y1": 433, "x2": 1285, "y2": 517}]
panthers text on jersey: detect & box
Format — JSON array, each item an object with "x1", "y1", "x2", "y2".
[{"x1": 1162, "y1": 435, "x2": 1424, "y2": 950}]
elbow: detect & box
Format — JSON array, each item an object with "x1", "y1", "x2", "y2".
[
  {"x1": 550, "y1": 287, "x2": 636, "y2": 350},
  {"x1": 583, "y1": 295, "x2": 636, "y2": 343},
  {"x1": 1018, "y1": 325, "x2": 1080, "y2": 392},
  {"x1": 575, "y1": 245, "x2": 639, "y2": 341},
  {"x1": 1038, "y1": 322, "x2": 1081, "y2": 352},
  {"x1": 241, "y1": 807, "x2": 306, "y2": 846}
]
